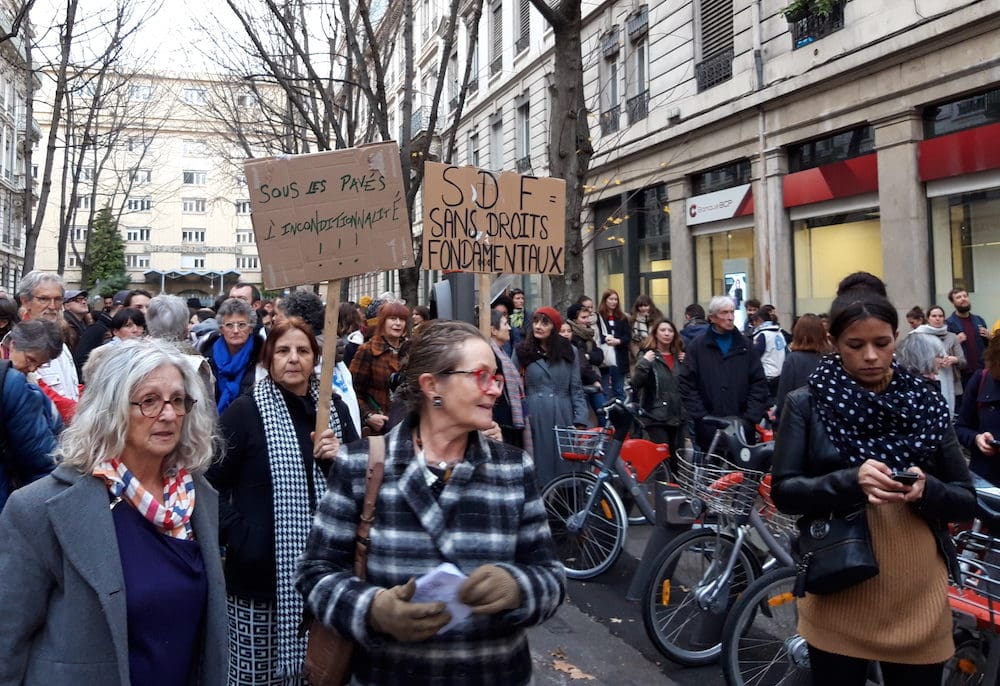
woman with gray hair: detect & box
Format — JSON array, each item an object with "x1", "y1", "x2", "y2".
[
  {"x1": 2, "y1": 318, "x2": 77, "y2": 423},
  {"x1": 147, "y1": 294, "x2": 217, "y2": 407},
  {"x1": 0, "y1": 337, "x2": 228, "y2": 685},
  {"x1": 202, "y1": 298, "x2": 263, "y2": 413}
]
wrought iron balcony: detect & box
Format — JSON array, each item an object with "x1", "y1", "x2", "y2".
[
  {"x1": 600, "y1": 105, "x2": 621, "y2": 135},
  {"x1": 627, "y1": 90, "x2": 649, "y2": 123},
  {"x1": 789, "y1": 1, "x2": 846, "y2": 49},
  {"x1": 695, "y1": 49, "x2": 734, "y2": 92}
]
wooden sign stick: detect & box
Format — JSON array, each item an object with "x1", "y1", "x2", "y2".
[
  {"x1": 479, "y1": 273, "x2": 492, "y2": 339},
  {"x1": 315, "y1": 279, "x2": 342, "y2": 452}
]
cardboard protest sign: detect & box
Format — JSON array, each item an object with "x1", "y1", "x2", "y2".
[
  {"x1": 244, "y1": 142, "x2": 414, "y2": 289},
  {"x1": 422, "y1": 163, "x2": 566, "y2": 275}
]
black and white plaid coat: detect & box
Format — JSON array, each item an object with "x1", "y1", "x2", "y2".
[{"x1": 297, "y1": 415, "x2": 565, "y2": 686}]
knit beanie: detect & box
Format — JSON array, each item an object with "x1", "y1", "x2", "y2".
[{"x1": 535, "y1": 306, "x2": 563, "y2": 331}]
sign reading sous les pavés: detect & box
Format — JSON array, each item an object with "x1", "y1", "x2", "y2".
[
  {"x1": 422, "y1": 162, "x2": 566, "y2": 275},
  {"x1": 244, "y1": 142, "x2": 414, "y2": 289}
]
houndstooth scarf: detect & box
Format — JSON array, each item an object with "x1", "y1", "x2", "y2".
[
  {"x1": 808, "y1": 356, "x2": 950, "y2": 471},
  {"x1": 254, "y1": 374, "x2": 342, "y2": 678}
]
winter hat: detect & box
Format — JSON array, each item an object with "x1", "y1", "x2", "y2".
[{"x1": 534, "y1": 306, "x2": 563, "y2": 331}]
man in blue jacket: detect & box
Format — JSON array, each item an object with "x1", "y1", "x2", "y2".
[
  {"x1": 0, "y1": 361, "x2": 59, "y2": 511},
  {"x1": 946, "y1": 287, "x2": 991, "y2": 389},
  {"x1": 679, "y1": 295, "x2": 770, "y2": 449}
]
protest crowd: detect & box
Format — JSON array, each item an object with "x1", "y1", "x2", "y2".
[{"x1": 0, "y1": 267, "x2": 998, "y2": 685}]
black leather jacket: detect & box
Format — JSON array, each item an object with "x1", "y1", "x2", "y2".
[{"x1": 772, "y1": 387, "x2": 976, "y2": 582}]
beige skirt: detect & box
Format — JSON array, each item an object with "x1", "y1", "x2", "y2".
[{"x1": 798, "y1": 501, "x2": 953, "y2": 664}]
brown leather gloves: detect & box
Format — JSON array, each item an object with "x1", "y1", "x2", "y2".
[
  {"x1": 368, "y1": 579, "x2": 451, "y2": 642},
  {"x1": 458, "y1": 565, "x2": 521, "y2": 615}
]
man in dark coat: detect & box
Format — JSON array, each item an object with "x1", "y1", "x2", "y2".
[
  {"x1": 679, "y1": 295, "x2": 770, "y2": 449},
  {"x1": 680, "y1": 303, "x2": 710, "y2": 346}
]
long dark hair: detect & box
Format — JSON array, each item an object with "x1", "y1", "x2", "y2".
[{"x1": 516, "y1": 311, "x2": 574, "y2": 365}]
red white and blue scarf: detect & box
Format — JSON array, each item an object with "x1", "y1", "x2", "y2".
[{"x1": 93, "y1": 458, "x2": 196, "y2": 540}]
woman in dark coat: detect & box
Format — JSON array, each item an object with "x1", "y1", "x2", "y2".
[
  {"x1": 772, "y1": 284, "x2": 975, "y2": 686},
  {"x1": 773, "y1": 314, "x2": 833, "y2": 427},
  {"x1": 595, "y1": 289, "x2": 630, "y2": 401},
  {"x1": 208, "y1": 318, "x2": 357, "y2": 684},
  {"x1": 955, "y1": 332, "x2": 1000, "y2": 484},
  {"x1": 515, "y1": 307, "x2": 588, "y2": 488},
  {"x1": 630, "y1": 318, "x2": 686, "y2": 454}
]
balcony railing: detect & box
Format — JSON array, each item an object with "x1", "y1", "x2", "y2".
[
  {"x1": 489, "y1": 55, "x2": 502, "y2": 76},
  {"x1": 600, "y1": 105, "x2": 621, "y2": 135},
  {"x1": 627, "y1": 90, "x2": 649, "y2": 123},
  {"x1": 515, "y1": 33, "x2": 529, "y2": 54},
  {"x1": 627, "y1": 5, "x2": 648, "y2": 41},
  {"x1": 695, "y1": 49, "x2": 734, "y2": 92},
  {"x1": 789, "y1": 1, "x2": 846, "y2": 49}
]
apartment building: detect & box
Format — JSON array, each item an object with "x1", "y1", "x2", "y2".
[
  {"x1": 404, "y1": 0, "x2": 1000, "y2": 321},
  {"x1": 0, "y1": 4, "x2": 36, "y2": 295},
  {"x1": 33, "y1": 71, "x2": 265, "y2": 303}
]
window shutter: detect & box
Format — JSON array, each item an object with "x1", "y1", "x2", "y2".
[{"x1": 700, "y1": 0, "x2": 733, "y2": 57}]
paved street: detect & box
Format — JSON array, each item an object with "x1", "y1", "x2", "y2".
[{"x1": 529, "y1": 524, "x2": 726, "y2": 686}]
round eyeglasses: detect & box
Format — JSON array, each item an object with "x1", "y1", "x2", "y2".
[
  {"x1": 440, "y1": 369, "x2": 505, "y2": 391},
  {"x1": 130, "y1": 395, "x2": 197, "y2": 418}
]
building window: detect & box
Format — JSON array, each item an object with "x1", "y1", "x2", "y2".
[
  {"x1": 128, "y1": 84, "x2": 152, "y2": 101},
  {"x1": 600, "y1": 29, "x2": 621, "y2": 136},
  {"x1": 515, "y1": 96, "x2": 531, "y2": 172},
  {"x1": 447, "y1": 50, "x2": 460, "y2": 111},
  {"x1": 930, "y1": 188, "x2": 1000, "y2": 310},
  {"x1": 235, "y1": 199, "x2": 252, "y2": 214},
  {"x1": 923, "y1": 86, "x2": 1000, "y2": 138},
  {"x1": 182, "y1": 198, "x2": 207, "y2": 213},
  {"x1": 180, "y1": 255, "x2": 206, "y2": 269},
  {"x1": 183, "y1": 139, "x2": 206, "y2": 156},
  {"x1": 694, "y1": 228, "x2": 755, "y2": 305},
  {"x1": 793, "y1": 210, "x2": 882, "y2": 315},
  {"x1": 75, "y1": 196, "x2": 91, "y2": 210},
  {"x1": 467, "y1": 130, "x2": 480, "y2": 167},
  {"x1": 236, "y1": 256, "x2": 259, "y2": 270},
  {"x1": 691, "y1": 159, "x2": 752, "y2": 195},
  {"x1": 80, "y1": 167, "x2": 95, "y2": 182},
  {"x1": 514, "y1": 0, "x2": 530, "y2": 54},
  {"x1": 67, "y1": 255, "x2": 79, "y2": 267},
  {"x1": 182, "y1": 87, "x2": 207, "y2": 105},
  {"x1": 125, "y1": 227, "x2": 151, "y2": 242},
  {"x1": 626, "y1": 37, "x2": 649, "y2": 123},
  {"x1": 489, "y1": 1, "x2": 502, "y2": 76},
  {"x1": 126, "y1": 197, "x2": 152, "y2": 212},
  {"x1": 489, "y1": 113, "x2": 503, "y2": 171},
  {"x1": 468, "y1": 39, "x2": 480, "y2": 94},
  {"x1": 695, "y1": 0, "x2": 734, "y2": 91},
  {"x1": 70, "y1": 226, "x2": 87, "y2": 242},
  {"x1": 132, "y1": 168, "x2": 152, "y2": 184},
  {"x1": 237, "y1": 93, "x2": 256, "y2": 108},
  {"x1": 236, "y1": 230, "x2": 255, "y2": 244},
  {"x1": 787, "y1": 126, "x2": 874, "y2": 173},
  {"x1": 126, "y1": 136, "x2": 151, "y2": 152},
  {"x1": 182, "y1": 229, "x2": 206, "y2": 243},
  {"x1": 183, "y1": 170, "x2": 207, "y2": 185},
  {"x1": 126, "y1": 254, "x2": 150, "y2": 268}
]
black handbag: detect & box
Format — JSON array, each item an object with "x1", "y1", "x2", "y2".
[{"x1": 792, "y1": 507, "x2": 879, "y2": 597}]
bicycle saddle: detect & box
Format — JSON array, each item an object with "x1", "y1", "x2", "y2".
[{"x1": 971, "y1": 473, "x2": 1000, "y2": 527}]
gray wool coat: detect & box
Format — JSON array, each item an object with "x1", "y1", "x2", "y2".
[
  {"x1": 518, "y1": 356, "x2": 589, "y2": 488},
  {"x1": 0, "y1": 464, "x2": 228, "y2": 686}
]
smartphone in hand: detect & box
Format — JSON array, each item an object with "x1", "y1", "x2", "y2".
[{"x1": 890, "y1": 470, "x2": 920, "y2": 486}]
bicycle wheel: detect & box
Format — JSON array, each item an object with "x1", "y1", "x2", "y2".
[
  {"x1": 642, "y1": 528, "x2": 759, "y2": 666},
  {"x1": 722, "y1": 567, "x2": 808, "y2": 686},
  {"x1": 942, "y1": 632, "x2": 989, "y2": 686},
  {"x1": 542, "y1": 472, "x2": 628, "y2": 579},
  {"x1": 625, "y1": 461, "x2": 670, "y2": 525}
]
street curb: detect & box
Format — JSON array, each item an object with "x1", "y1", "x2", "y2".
[{"x1": 528, "y1": 600, "x2": 678, "y2": 685}]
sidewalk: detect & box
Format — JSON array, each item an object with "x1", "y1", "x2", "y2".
[{"x1": 528, "y1": 600, "x2": 676, "y2": 685}]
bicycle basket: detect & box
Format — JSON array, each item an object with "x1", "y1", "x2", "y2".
[
  {"x1": 553, "y1": 427, "x2": 611, "y2": 462},
  {"x1": 756, "y1": 473, "x2": 797, "y2": 537},
  {"x1": 674, "y1": 447, "x2": 766, "y2": 517}
]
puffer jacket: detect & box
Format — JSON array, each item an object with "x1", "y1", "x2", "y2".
[
  {"x1": 0, "y1": 362, "x2": 60, "y2": 512},
  {"x1": 772, "y1": 387, "x2": 976, "y2": 582}
]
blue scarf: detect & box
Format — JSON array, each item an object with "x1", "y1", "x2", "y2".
[{"x1": 213, "y1": 336, "x2": 254, "y2": 413}]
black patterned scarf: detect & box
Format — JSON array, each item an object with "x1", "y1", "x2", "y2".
[{"x1": 808, "y1": 356, "x2": 950, "y2": 471}]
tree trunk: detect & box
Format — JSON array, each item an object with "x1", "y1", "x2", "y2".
[{"x1": 531, "y1": 0, "x2": 591, "y2": 312}]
